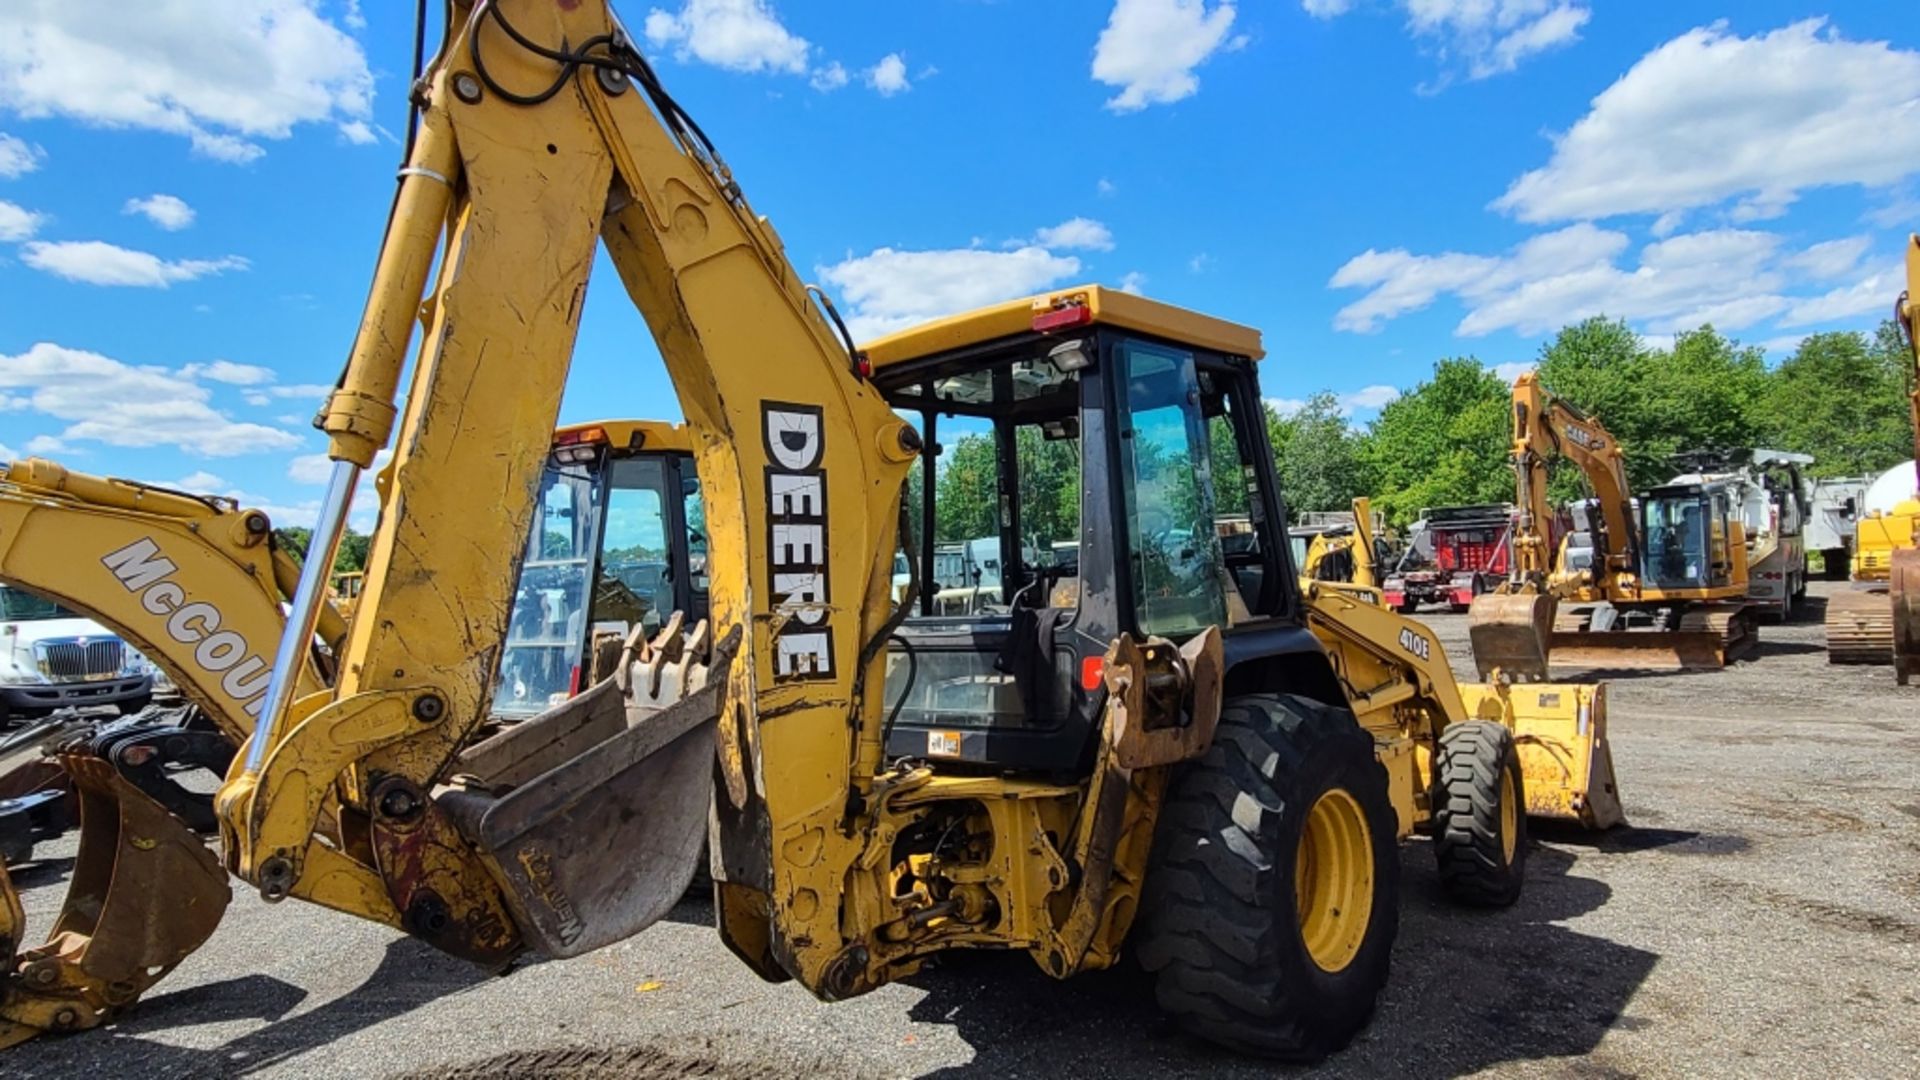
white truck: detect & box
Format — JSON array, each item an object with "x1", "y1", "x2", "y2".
[{"x1": 0, "y1": 583, "x2": 156, "y2": 723}]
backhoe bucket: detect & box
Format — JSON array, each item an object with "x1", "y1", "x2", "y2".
[
  {"x1": 1892, "y1": 547, "x2": 1919, "y2": 686},
  {"x1": 436, "y1": 621, "x2": 732, "y2": 958},
  {"x1": 1468, "y1": 593, "x2": 1556, "y2": 681},
  {"x1": 1458, "y1": 681, "x2": 1623, "y2": 830},
  {"x1": 0, "y1": 755, "x2": 229, "y2": 1047}
]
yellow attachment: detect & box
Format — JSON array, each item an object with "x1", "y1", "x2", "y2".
[
  {"x1": 861, "y1": 284, "x2": 1264, "y2": 367},
  {"x1": 1853, "y1": 503, "x2": 1919, "y2": 581},
  {"x1": 1457, "y1": 681, "x2": 1623, "y2": 829},
  {"x1": 1296, "y1": 788, "x2": 1375, "y2": 974}
]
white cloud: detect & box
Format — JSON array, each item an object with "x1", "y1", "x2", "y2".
[
  {"x1": 1310, "y1": 1, "x2": 1588, "y2": 83},
  {"x1": 1118, "y1": 271, "x2": 1147, "y2": 295},
  {"x1": 0, "y1": 198, "x2": 45, "y2": 241},
  {"x1": 0, "y1": 1, "x2": 374, "y2": 162},
  {"x1": 168, "y1": 470, "x2": 226, "y2": 491},
  {"x1": 24, "y1": 435, "x2": 65, "y2": 454},
  {"x1": 181, "y1": 359, "x2": 276, "y2": 385},
  {"x1": 1781, "y1": 236, "x2": 1869, "y2": 281},
  {"x1": 0, "y1": 132, "x2": 44, "y2": 177},
  {"x1": 809, "y1": 61, "x2": 848, "y2": 92},
  {"x1": 866, "y1": 53, "x2": 910, "y2": 96},
  {"x1": 1092, "y1": 0, "x2": 1240, "y2": 112},
  {"x1": 1330, "y1": 223, "x2": 1877, "y2": 338},
  {"x1": 1497, "y1": 20, "x2": 1920, "y2": 224},
  {"x1": 288, "y1": 453, "x2": 333, "y2": 485},
  {"x1": 1492, "y1": 361, "x2": 1534, "y2": 382},
  {"x1": 821, "y1": 245, "x2": 1082, "y2": 342},
  {"x1": 342, "y1": 0, "x2": 365, "y2": 31},
  {"x1": 1189, "y1": 253, "x2": 1213, "y2": 273},
  {"x1": 0, "y1": 442, "x2": 14, "y2": 461},
  {"x1": 0, "y1": 342, "x2": 302, "y2": 457},
  {"x1": 1780, "y1": 266, "x2": 1901, "y2": 328},
  {"x1": 1097, "y1": 177, "x2": 1117, "y2": 197},
  {"x1": 337, "y1": 119, "x2": 375, "y2": 145},
  {"x1": 20, "y1": 241, "x2": 247, "y2": 287},
  {"x1": 644, "y1": 0, "x2": 810, "y2": 75},
  {"x1": 1759, "y1": 335, "x2": 1806, "y2": 355},
  {"x1": 123, "y1": 193, "x2": 195, "y2": 231},
  {"x1": 1033, "y1": 217, "x2": 1115, "y2": 252},
  {"x1": 1339, "y1": 384, "x2": 1400, "y2": 414}
]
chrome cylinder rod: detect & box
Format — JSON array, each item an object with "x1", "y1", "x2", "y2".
[{"x1": 243, "y1": 458, "x2": 360, "y2": 774}]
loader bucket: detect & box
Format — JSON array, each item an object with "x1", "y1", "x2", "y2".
[
  {"x1": 1468, "y1": 593, "x2": 1556, "y2": 681},
  {"x1": 436, "y1": 622, "x2": 734, "y2": 959},
  {"x1": 1458, "y1": 681, "x2": 1623, "y2": 830},
  {"x1": 0, "y1": 755, "x2": 230, "y2": 1046}
]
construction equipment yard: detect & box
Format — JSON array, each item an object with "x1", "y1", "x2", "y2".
[{"x1": 8, "y1": 581, "x2": 1913, "y2": 1080}]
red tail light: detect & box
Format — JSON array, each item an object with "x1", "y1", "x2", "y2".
[
  {"x1": 1080, "y1": 656, "x2": 1105, "y2": 691},
  {"x1": 1033, "y1": 304, "x2": 1092, "y2": 333}
]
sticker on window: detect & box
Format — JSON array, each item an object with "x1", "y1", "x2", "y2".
[{"x1": 927, "y1": 730, "x2": 962, "y2": 757}]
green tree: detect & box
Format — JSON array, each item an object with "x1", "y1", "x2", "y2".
[
  {"x1": 1760, "y1": 325, "x2": 1913, "y2": 477},
  {"x1": 1270, "y1": 393, "x2": 1371, "y2": 519},
  {"x1": 273, "y1": 525, "x2": 372, "y2": 574},
  {"x1": 1361, "y1": 358, "x2": 1513, "y2": 526},
  {"x1": 1536, "y1": 318, "x2": 1766, "y2": 493},
  {"x1": 934, "y1": 433, "x2": 997, "y2": 541}
]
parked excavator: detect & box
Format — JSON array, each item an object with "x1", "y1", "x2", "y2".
[
  {"x1": 0, "y1": 420, "x2": 705, "y2": 1045},
  {"x1": 1823, "y1": 234, "x2": 1920, "y2": 683},
  {"x1": 4, "y1": 3, "x2": 1622, "y2": 1059},
  {"x1": 1469, "y1": 373, "x2": 1759, "y2": 679}
]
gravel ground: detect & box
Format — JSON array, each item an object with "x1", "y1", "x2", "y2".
[{"x1": 5, "y1": 580, "x2": 1918, "y2": 1078}]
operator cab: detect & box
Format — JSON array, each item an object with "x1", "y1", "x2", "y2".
[
  {"x1": 869, "y1": 287, "x2": 1309, "y2": 774},
  {"x1": 1638, "y1": 482, "x2": 1735, "y2": 592},
  {"x1": 491, "y1": 422, "x2": 708, "y2": 719}
]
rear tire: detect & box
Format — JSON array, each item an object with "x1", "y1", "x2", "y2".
[
  {"x1": 1135, "y1": 693, "x2": 1398, "y2": 1060},
  {"x1": 1432, "y1": 720, "x2": 1527, "y2": 907}
]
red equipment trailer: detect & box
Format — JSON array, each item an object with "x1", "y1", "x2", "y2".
[{"x1": 1384, "y1": 504, "x2": 1515, "y2": 614}]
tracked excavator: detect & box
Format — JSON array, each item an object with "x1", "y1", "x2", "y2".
[
  {"x1": 1823, "y1": 234, "x2": 1920, "y2": 683},
  {"x1": 4, "y1": 3, "x2": 1622, "y2": 1059},
  {"x1": 0, "y1": 420, "x2": 706, "y2": 1044},
  {"x1": 1469, "y1": 373, "x2": 1758, "y2": 679}
]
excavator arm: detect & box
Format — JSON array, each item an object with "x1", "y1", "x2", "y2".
[
  {"x1": 216, "y1": 0, "x2": 915, "y2": 985},
  {"x1": 1503, "y1": 373, "x2": 1636, "y2": 591},
  {"x1": 1891, "y1": 235, "x2": 1920, "y2": 683},
  {"x1": 1470, "y1": 373, "x2": 1637, "y2": 679},
  {"x1": 0, "y1": 461, "x2": 390, "y2": 1046}
]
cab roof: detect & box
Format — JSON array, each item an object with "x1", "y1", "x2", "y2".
[
  {"x1": 554, "y1": 419, "x2": 694, "y2": 453},
  {"x1": 861, "y1": 284, "x2": 1265, "y2": 368}
]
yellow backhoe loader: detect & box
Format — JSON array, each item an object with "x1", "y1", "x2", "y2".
[
  {"x1": 0, "y1": 420, "x2": 705, "y2": 1044},
  {"x1": 178, "y1": 3, "x2": 1622, "y2": 1060},
  {"x1": 1823, "y1": 234, "x2": 1920, "y2": 683},
  {"x1": 1469, "y1": 374, "x2": 1758, "y2": 679},
  {"x1": 1299, "y1": 496, "x2": 1386, "y2": 593}
]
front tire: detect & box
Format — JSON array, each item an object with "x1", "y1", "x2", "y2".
[
  {"x1": 1135, "y1": 693, "x2": 1398, "y2": 1060},
  {"x1": 1432, "y1": 720, "x2": 1527, "y2": 907}
]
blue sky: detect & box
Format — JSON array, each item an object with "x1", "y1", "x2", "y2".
[{"x1": 0, "y1": 1, "x2": 1913, "y2": 527}]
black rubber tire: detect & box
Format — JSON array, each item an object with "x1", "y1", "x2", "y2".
[
  {"x1": 1135, "y1": 693, "x2": 1399, "y2": 1060},
  {"x1": 1395, "y1": 598, "x2": 1419, "y2": 615},
  {"x1": 1432, "y1": 720, "x2": 1527, "y2": 908}
]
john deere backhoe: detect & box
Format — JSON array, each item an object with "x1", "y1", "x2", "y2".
[
  {"x1": 74, "y1": 2, "x2": 1632, "y2": 1061},
  {"x1": 1470, "y1": 373, "x2": 1758, "y2": 679},
  {"x1": 1823, "y1": 234, "x2": 1920, "y2": 684},
  {"x1": 0, "y1": 420, "x2": 706, "y2": 1043}
]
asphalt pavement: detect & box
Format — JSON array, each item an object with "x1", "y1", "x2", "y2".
[{"x1": 5, "y1": 581, "x2": 1918, "y2": 1078}]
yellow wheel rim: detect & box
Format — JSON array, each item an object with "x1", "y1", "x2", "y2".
[
  {"x1": 1294, "y1": 788, "x2": 1374, "y2": 973},
  {"x1": 1499, "y1": 767, "x2": 1518, "y2": 864}
]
